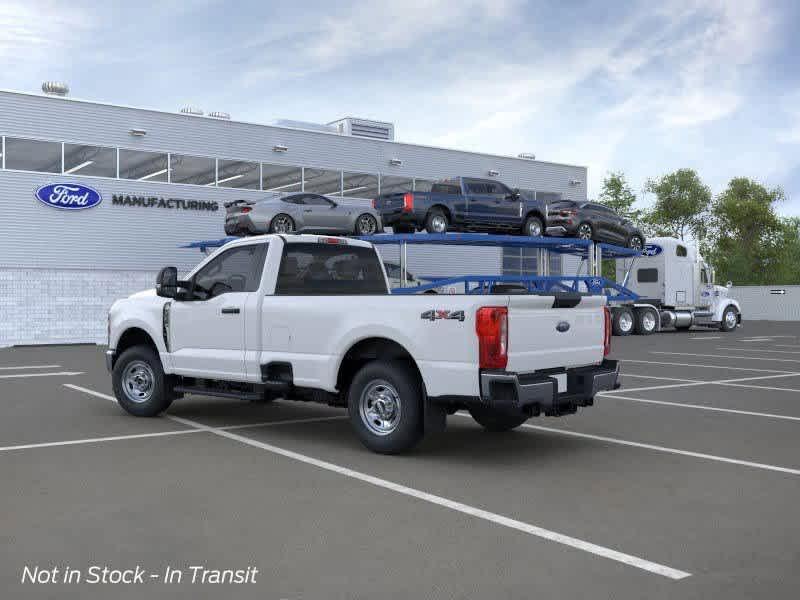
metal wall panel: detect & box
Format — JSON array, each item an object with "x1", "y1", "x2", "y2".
[{"x1": 727, "y1": 286, "x2": 800, "y2": 321}]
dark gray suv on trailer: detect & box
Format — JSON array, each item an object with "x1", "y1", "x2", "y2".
[{"x1": 546, "y1": 200, "x2": 645, "y2": 249}]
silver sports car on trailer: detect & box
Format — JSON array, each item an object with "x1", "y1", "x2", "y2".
[{"x1": 224, "y1": 193, "x2": 383, "y2": 236}]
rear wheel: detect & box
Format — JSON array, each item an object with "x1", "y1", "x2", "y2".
[
  {"x1": 628, "y1": 235, "x2": 644, "y2": 250},
  {"x1": 523, "y1": 215, "x2": 544, "y2": 237},
  {"x1": 720, "y1": 306, "x2": 739, "y2": 332},
  {"x1": 354, "y1": 213, "x2": 379, "y2": 235},
  {"x1": 112, "y1": 345, "x2": 173, "y2": 417},
  {"x1": 612, "y1": 307, "x2": 634, "y2": 336},
  {"x1": 347, "y1": 360, "x2": 423, "y2": 454},
  {"x1": 576, "y1": 222, "x2": 593, "y2": 240},
  {"x1": 634, "y1": 307, "x2": 658, "y2": 335},
  {"x1": 468, "y1": 405, "x2": 528, "y2": 432},
  {"x1": 270, "y1": 214, "x2": 295, "y2": 233},
  {"x1": 425, "y1": 209, "x2": 449, "y2": 234}
]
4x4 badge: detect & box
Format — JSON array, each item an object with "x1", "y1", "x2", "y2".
[{"x1": 421, "y1": 309, "x2": 465, "y2": 322}]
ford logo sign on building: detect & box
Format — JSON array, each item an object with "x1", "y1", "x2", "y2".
[{"x1": 35, "y1": 183, "x2": 103, "y2": 210}]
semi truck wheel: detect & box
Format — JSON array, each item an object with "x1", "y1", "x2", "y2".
[
  {"x1": 612, "y1": 307, "x2": 634, "y2": 336},
  {"x1": 720, "y1": 306, "x2": 739, "y2": 332},
  {"x1": 468, "y1": 405, "x2": 528, "y2": 432},
  {"x1": 112, "y1": 345, "x2": 174, "y2": 417},
  {"x1": 634, "y1": 307, "x2": 658, "y2": 335},
  {"x1": 347, "y1": 360, "x2": 423, "y2": 454}
]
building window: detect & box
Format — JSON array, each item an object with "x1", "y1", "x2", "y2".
[
  {"x1": 380, "y1": 176, "x2": 413, "y2": 195},
  {"x1": 119, "y1": 149, "x2": 168, "y2": 182},
  {"x1": 304, "y1": 167, "x2": 342, "y2": 195},
  {"x1": 342, "y1": 171, "x2": 379, "y2": 198},
  {"x1": 262, "y1": 163, "x2": 302, "y2": 192},
  {"x1": 217, "y1": 159, "x2": 260, "y2": 189},
  {"x1": 4, "y1": 137, "x2": 61, "y2": 173},
  {"x1": 170, "y1": 154, "x2": 216, "y2": 186},
  {"x1": 63, "y1": 143, "x2": 117, "y2": 177},
  {"x1": 502, "y1": 248, "x2": 562, "y2": 277}
]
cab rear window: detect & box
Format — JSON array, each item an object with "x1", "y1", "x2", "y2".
[{"x1": 276, "y1": 243, "x2": 387, "y2": 295}]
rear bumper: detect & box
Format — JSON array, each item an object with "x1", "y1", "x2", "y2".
[
  {"x1": 479, "y1": 359, "x2": 620, "y2": 416},
  {"x1": 380, "y1": 210, "x2": 420, "y2": 227}
]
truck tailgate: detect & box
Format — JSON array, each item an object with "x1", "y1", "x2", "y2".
[{"x1": 505, "y1": 295, "x2": 605, "y2": 372}]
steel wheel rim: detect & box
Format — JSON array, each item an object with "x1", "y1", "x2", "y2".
[
  {"x1": 725, "y1": 309, "x2": 737, "y2": 328},
  {"x1": 642, "y1": 311, "x2": 656, "y2": 331},
  {"x1": 527, "y1": 220, "x2": 542, "y2": 236},
  {"x1": 357, "y1": 215, "x2": 377, "y2": 234},
  {"x1": 431, "y1": 215, "x2": 447, "y2": 233},
  {"x1": 619, "y1": 312, "x2": 633, "y2": 332},
  {"x1": 359, "y1": 379, "x2": 402, "y2": 436},
  {"x1": 577, "y1": 224, "x2": 592, "y2": 239},
  {"x1": 630, "y1": 237, "x2": 643, "y2": 250},
  {"x1": 122, "y1": 360, "x2": 155, "y2": 404},
  {"x1": 273, "y1": 215, "x2": 293, "y2": 233}
]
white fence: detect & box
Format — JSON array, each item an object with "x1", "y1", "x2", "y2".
[{"x1": 728, "y1": 285, "x2": 800, "y2": 321}]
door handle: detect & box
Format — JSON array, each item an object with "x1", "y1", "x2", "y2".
[
  {"x1": 221, "y1": 307, "x2": 240, "y2": 314},
  {"x1": 304, "y1": 209, "x2": 312, "y2": 213}
]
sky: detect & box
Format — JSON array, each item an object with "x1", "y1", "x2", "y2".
[{"x1": 2, "y1": 0, "x2": 799, "y2": 213}]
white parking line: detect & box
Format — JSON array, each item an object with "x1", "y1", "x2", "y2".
[
  {"x1": 623, "y1": 359, "x2": 796, "y2": 373},
  {"x1": 0, "y1": 364, "x2": 61, "y2": 370},
  {"x1": 621, "y1": 374, "x2": 697, "y2": 383},
  {"x1": 774, "y1": 344, "x2": 800, "y2": 349},
  {"x1": 519, "y1": 424, "x2": 800, "y2": 477},
  {"x1": 689, "y1": 336, "x2": 721, "y2": 340},
  {"x1": 652, "y1": 351, "x2": 800, "y2": 364},
  {"x1": 0, "y1": 371, "x2": 84, "y2": 379},
  {"x1": 613, "y1": 372, "x2": 800, "y2": 393},
  {"x1": 601, "y1": 393, "x2": 800, "y2": 423},
  {"x1": 66, "y1": 384, "x2": 690, "y2": 580},
  {"x1": 0, "y1": 429, "x2": 205, "y2": 452},
  {"x1": 717, "y1": 347, "x2": 800, "y2": 355}
]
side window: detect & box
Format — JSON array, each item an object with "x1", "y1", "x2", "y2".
[
  {"x1": 466, "y1": 181, "x2": 487, "y2": 194},
  {"x1": 276, "y1": 243, "x2": 387, "y2": 295},
  {"x1": 305, "y1": 195, "x2": 333, "y2": 206},
  {"x1": 283, "y1": 195, "x2": 304, "y2": 205},
  {"x1": 637, "y1": 268, "x2": 659, "y2": 283},
  {"x1": 193, "y1": 244, "x2": 268, "y2": 299},
  {"x1": 676, "y1": 245, "x2": 688, "y2": 257}
]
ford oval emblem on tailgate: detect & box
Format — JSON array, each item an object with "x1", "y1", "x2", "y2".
[{"x1": 556, "y1": 321, "x2": 570, "y2": 332}]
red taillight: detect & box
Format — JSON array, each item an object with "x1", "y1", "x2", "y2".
[
  {"x1": 402, "y1": 193, "x2": 414, "y2": 213},
  {"x1": 560, "y1": 209, "x2": 577, "y2": 217},
  {"x1": 241, "y1": 207, "x2": 252, "y2": 214},
  {"x1": 320, "y1": 237, "x2": 347, "y2": 245},
  {"x1": 603, "y1": 306, "x2": 612, "y2": 356},
  {"x1": 476, "y1": 307, "x2": 508, "y2": 370}
]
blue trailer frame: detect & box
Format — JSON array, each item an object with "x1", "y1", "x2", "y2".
[{"x1": 181, "y1": 233, "x2": 641, "y2": 302}]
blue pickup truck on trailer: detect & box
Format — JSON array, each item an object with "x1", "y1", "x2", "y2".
[{"x1": 373, "y1": 176, "x2": 549, "y2": 237}]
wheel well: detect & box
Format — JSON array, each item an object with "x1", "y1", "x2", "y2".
[
  {"x1": 114, "y1": 328, "x2": 158, "y2": 361},
  {"x1": 524, "y1": 210, "x2": 544, "y2": 223},
  {"x1": 427, "y1": 204, "x2": 452, "y2": 222},
  {"x1": 336, "y1": 338, "x2": 422, "y2": 397}
]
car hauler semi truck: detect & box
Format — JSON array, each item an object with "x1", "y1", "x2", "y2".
[{"x1": 611, "y1": 236, "x2": 741, "y2": 335}]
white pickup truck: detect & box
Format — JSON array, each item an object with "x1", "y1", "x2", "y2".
[{"x1": 107, "y1": 234, "x2": 619, "y2": 453}]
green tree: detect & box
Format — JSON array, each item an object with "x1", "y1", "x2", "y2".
[
  {"x1": 643, "y1": 169, "x2": 711, "y2": 241},
  {"x1": 707, "y1": 178, "x2": 786, "y2": 284},
  {"x1": 598, "y1": 171, "x2": 640, "y2": 220}
]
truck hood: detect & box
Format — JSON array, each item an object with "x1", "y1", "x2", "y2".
[{"x1": 129, "y1": 288, "x2": 157, "y2": 299}]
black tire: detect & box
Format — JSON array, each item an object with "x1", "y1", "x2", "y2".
[
  {"x1": 112, "y1": 345, "x2": 174, "y2": 417},
  {"x1": 612, "y1": 307, "x2": 634, "y2": 336},
  {"x1": 468, "y1": 405, "x2": 528, "y2": 432},
  {"x1": 354, "y1": 213, "x2": 379, "y2": 235},
  {"x1": 634, "y1": 307, "x2": 658, "y2": 335},
  {"x1": 576, "y1": 222, "x2": 593, "y2": 240},
  {"x1": 269, "y1": 214, "x2": 295, "y2": 234},
  {"x1": 523, "y1": 215, "x2": 544, "y2": 237},
  {"x1": 347, "y1": 360, "x2": 423, "y2": 454},
  {"x1": 425, "y1": 208, "x2": 449, "y2": 234},
  {"x1": 628, "y1": 234, "x2": 644, "y2": 250},
  {"x1": 720, "y1": 306, "x2": 739, "y2": 332}
]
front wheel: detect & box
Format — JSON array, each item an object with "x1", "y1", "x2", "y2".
[
  {"x1": 354, "y1": 213, "x2": 379, "y2": 235},
  {"x1": 112, "y1": 345, "x2": 173, "y2": 417},
  {"x1": 468, "y1": 405, "x2": 528, "y2": 432},
  {"x1": 720, "y1": 306, "x2": 739, "y2": 332},
  {"x1": 523, "y1": 215, "x2": 544, "y2": 237},
  {"x1": 347, "y1": 361, "x2": 423, "y2": 454}
]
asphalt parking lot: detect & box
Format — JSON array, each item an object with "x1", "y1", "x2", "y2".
[{"x1": 3, "y1": 321, "x2": 800, "y2": 599}]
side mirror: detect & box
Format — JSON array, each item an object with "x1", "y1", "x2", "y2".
[
  {"x1": 726, "y1": 281, "x2": 733, "y2": 289},
  {"x1": 156, "y1": 266, "x2": 178, "y2": 298},
  {"x1": 329, "y1": 201, "x2": 338, "y2": 208}
]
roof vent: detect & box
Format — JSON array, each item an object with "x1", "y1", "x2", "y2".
[
  {"x1": 328, "y1": 117, "x2": 395, "y2": 141},
  {"x1": 271, "y1": 119, "x2": 337, "y2": 134},
  {"x1": 180, "y1": 106, "x2": 204, "y2": 116},
  {"x1": 518, "y1": 152, "x2": 536, "y2": 160},
  {"x1": 42, "y1": 81, "x2": 69, "y2": 96},
  {"x1": 208, "y1": 111, "x2": 231, "y2": 120}
]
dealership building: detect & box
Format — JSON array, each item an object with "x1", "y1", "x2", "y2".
[{"x1": 0, "y1": 85, "x2": 588, "y2": 346}]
